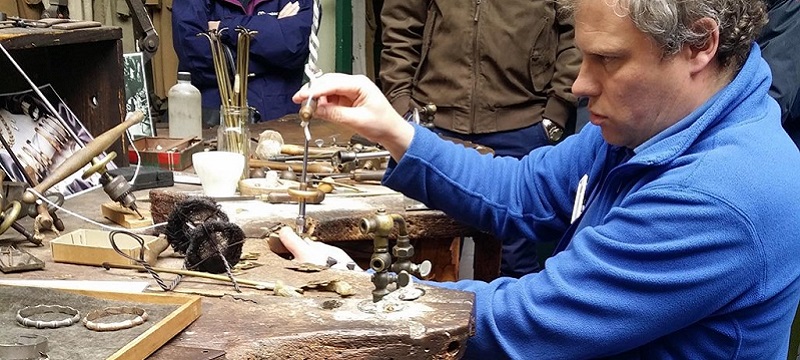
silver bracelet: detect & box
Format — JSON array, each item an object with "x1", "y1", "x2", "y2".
[
  {"x1": 16, "y1": 305, "x2": 80, "y2": 329},
  {"x1": 83, "y1": 306, "x2": 148, "y2": 332}
]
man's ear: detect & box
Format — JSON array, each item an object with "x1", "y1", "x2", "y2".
[{"x1": 685, "y1": 17, "x2": 720, "y2": 74}]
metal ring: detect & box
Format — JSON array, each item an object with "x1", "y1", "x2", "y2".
[
  {"x1": 34, "y1": 127, "x2": 62, "y2": 152},
  {"x1": 0, "y1": 200, "x2": 22, "y2": 234},
  {"x1": 27, "y1": 140, "x2": 55, "y2": 164},
  {"x1": 0, "y1": 112, "x2": 15, "y2": 147},
  {"x1": 40, "y1": 116, "x2": 68, "y2": 141},
  {"x1": 16, "y1": 305, "x2": 80, "y2": 329},
  {"x1": 22, "y1": 145, "x2": 49, "y2": 168},
  {"x1": 83, "y1": 306, "x2": 148, "y2": 332},
  {"x1": 17, "y1": 151, "x2": 43, "y2": 177}
]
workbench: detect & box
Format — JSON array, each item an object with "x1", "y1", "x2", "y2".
[
  {"x1": 1, "y1": 182, "x2": 475, "y2": 359},
  {"x1": 0, "y1": 118, "x2": 486, "y2": 359}
]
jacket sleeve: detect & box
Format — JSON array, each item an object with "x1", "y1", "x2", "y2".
[
  {"x1": 386, "y1": 127, "x2": 761, "y2": 358},
  {"x1": 379, "y1": 0, "x2": 429, "y2": 115},
  {"x1": 385, "y1": 125, "x2": 589, "y2": 242},
  {"x1": 543, "y1": 3, "x2": 582, "y2": 128},
  {"x1": 172, "y1": 0, "x2": 218, "y2": 89},
  {"x1": 217, "y1": 0, "x2": 312, "y2": 73}
]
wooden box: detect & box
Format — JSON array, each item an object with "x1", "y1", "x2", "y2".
[
  {"x1": 51, "y1": 229, "x2": 159, "y2": 267},
  {"x1": 128, "y1": 137, "x2": 203, "y2": 170},
  {"x1": 0, "y1": 26, "x2": 128, "y2": 166}
]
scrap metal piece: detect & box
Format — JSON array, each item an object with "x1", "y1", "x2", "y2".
[
  {"x1": 0, "y1": 246, "x2": 45, "y2": 273},
  {"x1": 150, "y1": 346, "x2": 225, "y2": 360},
  {"x1": 303, "y1": 279, "x2": 356, "y2": 297},
  {"x1": 286, "y1": 263, "x2": 327, "y2": 273},
  {"x1": 0, "y1": 334, "x2": 48, "y2": 360}
]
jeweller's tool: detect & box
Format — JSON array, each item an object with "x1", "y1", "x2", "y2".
[
  {"x1": 102, "y1": 262, "x2": 304, "y2": 295},
  {"x1": 296, "y1": 0, "x2": 324, "y2": 234}
]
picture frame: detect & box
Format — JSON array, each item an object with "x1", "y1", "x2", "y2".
[{"x1": 123, "y1": 52, "x2": 156, "y2": 138}]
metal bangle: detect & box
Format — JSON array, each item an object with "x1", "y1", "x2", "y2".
[
  {"x1": 22, "y1": 145, "x2": 49, "y2": 168},
  {"x1": 16, "y1": 305, "x2": 80, "y2": 329},
  {"x1": 40, "y1": 116, "x2": 68, "y2": 141},
  {"x1": 34, "y1": 127, "x2": 62, "y2": 152},
  {"x1": 83, "y1": 306, "x2": 148, "y2": 332},
  {"x1": 27, "y1": 140, "x2": 55, "y2": 163},
  {"x1": 17, "y1": 151, "x2": 42, "y2": 175},
  {"x1": 0, "y1": 113, "x2": 15, "y2": 147}
]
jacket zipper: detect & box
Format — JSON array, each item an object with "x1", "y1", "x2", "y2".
[{"x1": 470, "y1": 0, "x2": 482, "y2": 132}]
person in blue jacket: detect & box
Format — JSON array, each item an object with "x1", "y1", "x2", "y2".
[
  {"x1": 172, "y1": 0, "x2": 311, "y2": 124},
  {"x1": 276, "y1": 0, "x2": 800, "y2": 358}
]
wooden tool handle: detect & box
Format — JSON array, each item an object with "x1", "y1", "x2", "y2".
[
  {"x1": 280, "y1": 144, "x2": 342, "y2": 156},
  {"x1": 249, "y1": 158, "x2": 334, "y2": 173}
]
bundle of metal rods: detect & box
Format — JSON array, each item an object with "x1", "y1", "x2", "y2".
[{"x1": 199, "y1": 27, "x2": 257, "y2": 154}]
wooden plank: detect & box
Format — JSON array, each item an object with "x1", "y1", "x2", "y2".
[
  {"x1": 0, "y1": 26, "x2": 122, "y2": 48},
  {"x1": 102, "y1": 202, "x2": 154, "y2": 228}
]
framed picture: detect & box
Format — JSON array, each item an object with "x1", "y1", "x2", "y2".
[
  {"x1": 0, "y1": 85, "x2": 116, "y2": 197},
  {"x1": 123, "y1": 52, "x2": 155, "y2": 138}
]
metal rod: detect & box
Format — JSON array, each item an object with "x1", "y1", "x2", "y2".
[{"x1": 102, "y1": 262, "x2": 303, "y2": 295}]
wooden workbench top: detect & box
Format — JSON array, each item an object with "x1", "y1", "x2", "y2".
[{"x1": 2, "y1": 184, "x2": 475, "y2": 359}]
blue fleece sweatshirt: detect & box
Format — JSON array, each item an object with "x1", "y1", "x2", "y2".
[{"x1": 384, "y1": 44, "x2": 800, "y2": 359}]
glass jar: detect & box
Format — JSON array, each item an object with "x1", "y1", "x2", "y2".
[{"x1": 218, "y1": 105, "x2": 253, "y2": 179}]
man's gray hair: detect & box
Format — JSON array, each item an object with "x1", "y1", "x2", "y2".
[{"x1": 559, "y1": 0, "x2": 767, "y2": 70}]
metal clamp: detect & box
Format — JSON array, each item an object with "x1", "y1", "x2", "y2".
[{"x1": 0, "y1": 334, "x2": 48, "y2": 360}]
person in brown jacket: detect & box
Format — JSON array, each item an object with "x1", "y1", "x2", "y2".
[{"x1": 380, "y1": 0, "x2": 581, "y2": 278}]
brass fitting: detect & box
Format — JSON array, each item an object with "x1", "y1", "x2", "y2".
[{"x1": 360, "y1": 209, "x2": 430, "y2": 302}]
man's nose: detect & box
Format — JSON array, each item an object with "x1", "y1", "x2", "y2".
[{"x1": 572, "y1": 65, "x2": 599, "y2": 98}]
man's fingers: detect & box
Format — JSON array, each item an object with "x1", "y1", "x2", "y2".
[{"x1": 278, "y1": 226, "x2": 311, "y2": 258}]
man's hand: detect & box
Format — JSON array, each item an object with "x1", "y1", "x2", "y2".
[
  {"x1": 208, "y1": 21, "x2": 220, "y2": 30},
  {"x1": 292, "y1": 74, "x2": 415, "y2": 162},
  {"x1": 277, "y1": 226, "x2": 362, "y2": 271},
  {"x1": 278, "y1": 1, "x2": 300, "y2": 19}
]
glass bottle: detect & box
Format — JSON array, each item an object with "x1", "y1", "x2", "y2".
[{"x1": 167, "y1": 72, "x2": 202, "y2": 139}]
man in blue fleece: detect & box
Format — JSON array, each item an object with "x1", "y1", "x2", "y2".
[{"x1": 279, "y1": 0, "x2": 800, "y2": 358}]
